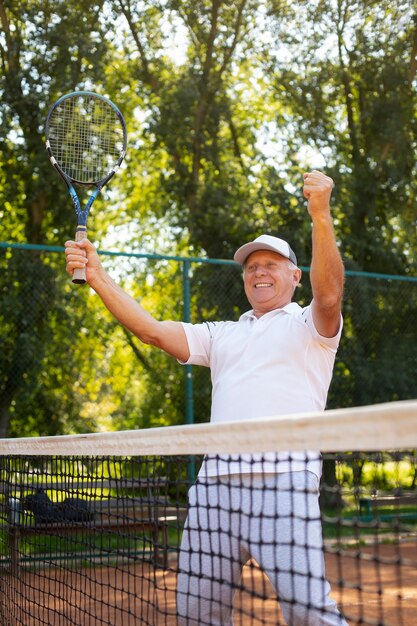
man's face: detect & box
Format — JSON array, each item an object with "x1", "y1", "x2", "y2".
[{"x1": 242, "y1": 250, "x2": 301, "y2": 316}]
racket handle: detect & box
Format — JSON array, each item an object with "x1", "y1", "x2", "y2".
[{"x1": 72, "y1": 227, "x2": 88, "y2": 285}]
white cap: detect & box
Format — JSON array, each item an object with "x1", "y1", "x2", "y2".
[{"x1": 234, "y1": 234, "x2": 298, "y2": 266}]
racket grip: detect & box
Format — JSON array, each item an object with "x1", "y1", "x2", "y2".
[{"x1": 72, "y1": 227, "x2": 88, "y2": 285}]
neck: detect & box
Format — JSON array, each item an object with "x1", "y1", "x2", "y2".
[{"x1": 252, "y1": 301, "x2": 292, "y2": 318}]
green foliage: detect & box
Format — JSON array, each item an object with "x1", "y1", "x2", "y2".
[
  {"x1": 336, "y1": 455, "x2": 417, "y2": 492},
  {"x1": 0, "y1": 0, "x2": 109, "y2": 245},
  {"x1": 0, "y1": 0, "x2": 113, "y2": 434},
  {"x1": 0, "y1": 0, "x2": 416, "y2": 436}
]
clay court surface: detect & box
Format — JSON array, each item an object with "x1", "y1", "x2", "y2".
[{"x1": 2, "y1": 543, "x2": 417, "y2": 625}]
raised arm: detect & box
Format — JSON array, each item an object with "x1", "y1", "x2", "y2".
[
  {"x1": 303, "y1": 170, "x2": 344, "y2": 338},
  {"x1": 65, "y1": 239, "x2": 190, "y2": 362}
]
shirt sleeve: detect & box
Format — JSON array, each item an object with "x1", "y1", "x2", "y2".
[
  {"x1": 301, "y1": 305, "x2": 343, "y2": 351},
  {"x1": 177, "y1": 321, "x2": 217, "y2": 367}
]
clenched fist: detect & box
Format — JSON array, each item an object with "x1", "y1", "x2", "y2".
[{"x1": 303, "y1": 170, "x2": 334, "y2": 218}]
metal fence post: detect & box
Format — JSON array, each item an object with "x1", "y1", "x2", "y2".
[
  {"x1": 182, "y1": 259, "x2": 196, "y2": 482},
  {"x1": 182, "y1": 260, "x2": 194, "y2": 427},
  {"x1": 182, "y1": 260, "x2": 194, "y2": 424}
]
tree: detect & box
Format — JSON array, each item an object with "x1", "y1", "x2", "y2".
[
  {"x1": 0, "y1": 0, "x2": 111, "y2": 435},
  {"x1": 1, "y1": 0, "x2": 415, "y2": 437},
  {"x1": 105, "y1": 0, "x2": 279, "y2": 257},
  {"x1": 262, "y1": 0, "x2": 416, "y2": 273}
]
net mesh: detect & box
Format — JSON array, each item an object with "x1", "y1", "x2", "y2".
[
  {"x1": 46, "y1": 94, "x2": 126, "y2": 184},
  {"x1": 0, "y1": 401, "x2": 416, "y2": 626}
]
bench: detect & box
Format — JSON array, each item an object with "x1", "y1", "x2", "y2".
[
  {"x1": 1, "y1": 478, "x2": 188, "y2": 575},
  {"x1": 359, "y1": 491, "x2": 417, "y2": 520}
]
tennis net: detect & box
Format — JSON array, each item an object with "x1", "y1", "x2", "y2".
[{"x1": 0, "y1": 400, "x2": 416, "y2": 626}]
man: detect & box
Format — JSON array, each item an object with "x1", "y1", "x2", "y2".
[{"x1": 65, "y1": 170, "x2": 346, "y2": 625}]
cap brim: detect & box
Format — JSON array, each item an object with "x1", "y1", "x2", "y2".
[{"x1": 234, "y1": 242, "x2": 296, "y2": 266}]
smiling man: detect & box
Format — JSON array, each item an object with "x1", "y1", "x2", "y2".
[
  {"x1": 242, "y1": 242, "x2": 301, "y2": 313},
  {"x1": 65, "y1": 170, "x2": 346, "y2": 625},
  {"x1": 175, "y1": 171, "x2": 346, "y2": 626}
]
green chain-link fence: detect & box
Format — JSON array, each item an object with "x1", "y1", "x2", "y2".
[{"x1": 1, "y1": 242, "x2": 416, "y2": 438}]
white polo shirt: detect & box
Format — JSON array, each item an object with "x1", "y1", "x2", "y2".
[{"x1": 180, "y1": 302, "x2": 342, "y2": 478}]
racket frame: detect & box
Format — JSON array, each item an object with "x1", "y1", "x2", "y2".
[{"x1": 45, "y1": 91, "x2": 127, "y2": 284}]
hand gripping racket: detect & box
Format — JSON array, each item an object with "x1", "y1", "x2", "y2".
[{"x1": 45, "y1": 91, "x2": 127, "y2": 284}]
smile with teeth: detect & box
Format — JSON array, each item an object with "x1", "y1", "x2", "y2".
[{"x1": 255, "y1": 282, "x2": 273, "y2": 288}]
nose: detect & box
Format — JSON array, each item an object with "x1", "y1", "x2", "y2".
[{"x1": 254, "y1": 264, "x2": 268, "y2": 276}]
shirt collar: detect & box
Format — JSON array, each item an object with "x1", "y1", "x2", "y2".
[{"x1": 240, "y1": 301, "x2": 302, "y2": 321}]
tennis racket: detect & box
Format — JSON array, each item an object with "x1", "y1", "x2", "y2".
[{"x1": 45, "y1": 91, "x2": 127, "y2": 284}]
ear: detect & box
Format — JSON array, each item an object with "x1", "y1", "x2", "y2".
[{"x1": 293, "y1": 268, "x2": 302, "y2": 287}]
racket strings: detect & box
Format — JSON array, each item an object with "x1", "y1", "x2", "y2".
[{"x1": 48, "y1": 95, "x2": 125, "y2": 184}]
